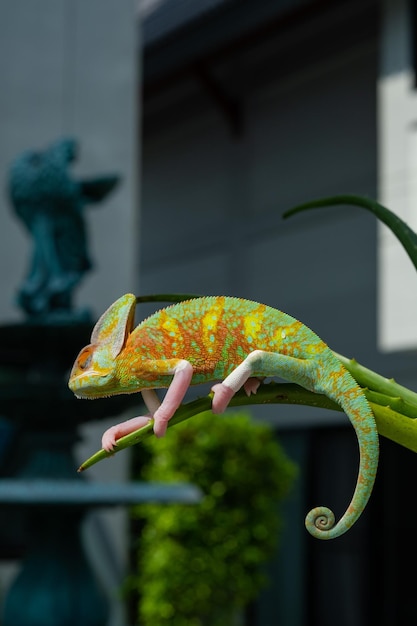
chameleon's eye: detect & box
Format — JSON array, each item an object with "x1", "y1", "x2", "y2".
[{"x1": 78, "y1": 348, "x2": 93, "y2": 370}]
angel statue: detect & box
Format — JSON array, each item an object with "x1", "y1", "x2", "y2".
[{"x1": 8, "y1": 138, "x2": 119, "y2": 320}]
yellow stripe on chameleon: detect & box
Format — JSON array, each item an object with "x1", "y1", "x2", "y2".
[
  {"x1": 161, "y1": 313, "x2": 183, "y2": 346},
  {"x1": 243, "y1": 304, "x2": 266, "y2": 341},
  {"x1": 273, "y1": 320, "x2": 303, "y2": 344},
  {"x1": 201, "y1": 297, "x2": 225, "y2": 351}
]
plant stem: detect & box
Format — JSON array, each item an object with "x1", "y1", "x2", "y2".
[
  {"x1": 370, "y1": 403, "x2": 417, "y2": 453},
  {"x1": 78, "y1": 352, "x2": 417, "y2": 472},
  {"x1": 77, "y1": 397, "x2": 212, "y2": 472},
  {"x1": 334, "y1": 352, "x2": 417, "y2": 410}
]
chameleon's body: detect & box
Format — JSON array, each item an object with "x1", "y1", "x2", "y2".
[{"x1": 69, "y1": 294, "x2": 379, "y2": 540}]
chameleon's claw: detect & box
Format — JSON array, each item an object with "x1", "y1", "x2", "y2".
[
  {"x1": 244, "y1": 377, "x2": 262, "y2": 396},
  {"x1": 152, "y1": 409, "x2": 170, "y2": 438},
  {"x1": 102, "y1": 426, "x2": 119, "y2": 452}
]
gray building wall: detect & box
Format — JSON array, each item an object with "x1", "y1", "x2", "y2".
[
  {"x1": 0, "y1": 2, "x2": 139, "y2": 625},
  {"x1": 140, "y1": 8, "x2": 380, "y2": 428},
  {"x1": 138, "y1": 2, "x2": 417, "y2": 622},
  {"x1": 0, "y1": 0, "x2": 139, "y2": 321}
]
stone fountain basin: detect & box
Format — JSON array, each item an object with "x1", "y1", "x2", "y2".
[{"x1": 0, "y1": 479, "x2": 202, "y2": 506}]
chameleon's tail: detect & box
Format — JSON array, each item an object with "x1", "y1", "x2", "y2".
[{"x1": 305, "y1": 364, "x2": 379, "y2": 540}]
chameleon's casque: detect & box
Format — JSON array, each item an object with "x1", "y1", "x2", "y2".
[{"x1": 69, "y1": 293, "x2": 379, "y2": 540}]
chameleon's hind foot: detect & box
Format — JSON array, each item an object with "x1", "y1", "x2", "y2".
[
  {"x1": 211, "y1": 377, "x2": 262, "y2": 413},
  {"x1": 211, "y1": 383, "x2": 235, "y2": 413},
  {"x1": 243, "y1": 377, "x2": 262, "y2": 396}
]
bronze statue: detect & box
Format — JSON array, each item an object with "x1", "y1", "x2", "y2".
[{"x1": 8, "y1": 138, "x2": 119, "y2": 319}]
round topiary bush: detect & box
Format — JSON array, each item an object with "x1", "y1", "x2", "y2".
[{"x1": 131, "y1": 411, "x2": 297, "y2": 626}]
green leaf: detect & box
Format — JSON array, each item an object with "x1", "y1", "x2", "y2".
[{"x1": 283, "y1": 194, "x2": 417, "y2": 271}]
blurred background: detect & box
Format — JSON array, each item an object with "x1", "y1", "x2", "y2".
[{"x1": 1, "y1": 0, "x2": 417, "y2": 624}]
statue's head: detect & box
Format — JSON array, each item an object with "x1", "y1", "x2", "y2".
[{"x1": 8, "y1": 137, "x2": 79, "y2": 207}]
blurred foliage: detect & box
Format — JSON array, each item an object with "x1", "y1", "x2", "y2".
[{"x1": 130, "y1": 411, "x2": 297, "y2": 626}]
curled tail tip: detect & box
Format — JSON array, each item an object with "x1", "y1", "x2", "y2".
[{"x1": 305, "y1": 506, "x2": 342, "y2": 540}]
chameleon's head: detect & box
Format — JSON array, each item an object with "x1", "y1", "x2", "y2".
[
  {"x1": 68, "y1": 342, "x2": 121, "y2": 398},
  {"x1": 68, "y1": 293, "x2": 137, "y2": 399}
]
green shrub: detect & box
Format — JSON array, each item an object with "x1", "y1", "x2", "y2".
[{"x1": 131, "y1": 411, "x2": 297, "y2": 626}]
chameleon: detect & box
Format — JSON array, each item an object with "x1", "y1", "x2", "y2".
[{"x1": 68, "y1": 293, "x2": 379, "y2": 540}]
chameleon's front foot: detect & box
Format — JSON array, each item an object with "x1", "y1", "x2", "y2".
[
  {"x1": 101, "y1": 415, "x2": 153, "y2": 452},
  {"x1": 102, "y1": 426, "x2": 121, "y2": 452}
]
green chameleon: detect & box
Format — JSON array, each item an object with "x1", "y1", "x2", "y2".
[{"x1": 69, "y1": 294, "x2": 378, "y2": 540}]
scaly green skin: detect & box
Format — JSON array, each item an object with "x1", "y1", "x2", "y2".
[{"x1": 69, "y1": 294, "x2": 379, "y2": 540}]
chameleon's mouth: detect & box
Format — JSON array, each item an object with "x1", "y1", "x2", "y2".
[
  {"x1": 68, "y1": 371, "x2": 112, "y2": 397},
  {"x1": 70, "y1": 386, "x2": 117, "y2": 400},
  {"x1": 73, "y1": 392, "x2": 114, "y2": 400}
]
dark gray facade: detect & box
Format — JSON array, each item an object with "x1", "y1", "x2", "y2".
[{"x1": 139, "y1": 1, "x2": 417, "y2": 623}]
